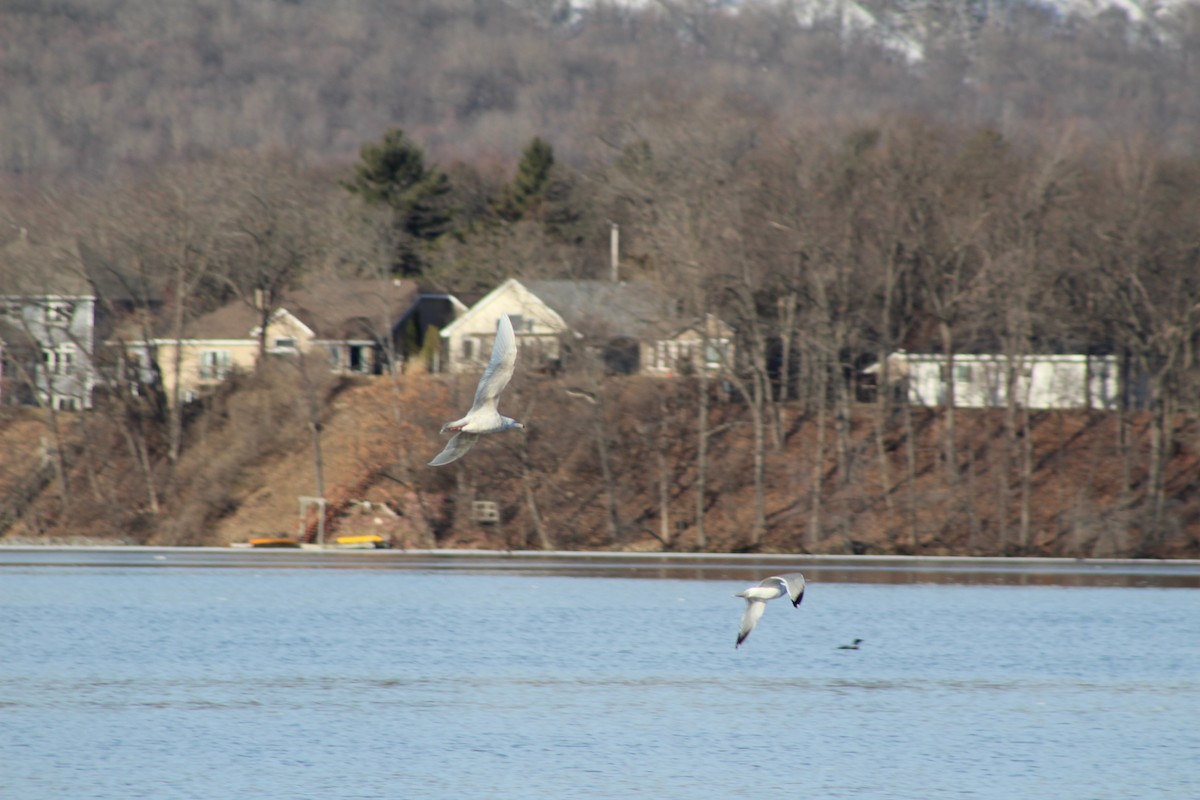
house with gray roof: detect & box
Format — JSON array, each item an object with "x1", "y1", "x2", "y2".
[{"x1": 439, "y1": 277, "x2": 733, "y2": 377}]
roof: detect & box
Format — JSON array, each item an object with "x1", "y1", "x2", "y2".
[
  {"x1": 525, "y1": 280, "x2": 677, "y2": 339},
  {"x1": 153, "y1": 279, "x2": 420, "y2": 341},
  {"x1": 0, "y1": 231, "x2": 93, "y2": 296},
  {"x1": 275, "y1": 279, "x2": 420, "y2": 340}
]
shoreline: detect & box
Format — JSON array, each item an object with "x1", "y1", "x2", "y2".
[
  {"x1": 2, "y1": 543, "x2": 1199, "y2": 587},
  {"x1": 2, "y1": 541, "x2": 1200, "y2": 565}
]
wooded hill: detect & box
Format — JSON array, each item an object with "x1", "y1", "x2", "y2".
[
  {"x1": 2, "y1": 368, "x2": 1197, "y2": 558},
  {"x1": 3, "y1": 0, "x2": 1200, "y2": 178},
  {"x1": 2, "y1": 1, "x2": 1200, "y2": 555}
]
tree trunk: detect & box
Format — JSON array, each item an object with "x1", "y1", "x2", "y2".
[
  {"x1": 807, "y1": 357, "x2": 829, "y2": 549},
  {"x1": 750, "y1": 371, "x2": 767, "y2": 546},
  {"x1": 939, "y1": 320, "x2": 958, "y2": 483},
  {"x1": 591, "y1": 403, "x2": 622, "y2": 545},
  {"x1": 873, "y1": 349, "x2": 894, "y2": 515},
  {"x1": 751, "y1": 328, "x2": 782, "y2": 452},
  {"x1": 43, "y1": 407, "x2": 71, "y2": 515},
  {"x1": 694, "y1": 364, "x2": 709, "y2": 550},
  {"x1": 522, "y1": 458, "x2": 551, "y2": 550},
  {"x1": 1147, "y1": 390, "x2": 1167, "y2": 551},
  {"x1": 298, "y1": 355, "x2": 326, "y2": 501},
  {"x1": 1018, "y1": 408, "x2": 1033, "y2": 551},
  {"x1": 657, "y1": 390, "x2": 671, "y2": 548},
  {"x1": 999, "y1": 355, "x2": 1018, "y2": 552},
  {"x1": 965, "y1": 436, "x2": 981, "y2": 551},
  {"x1": 903, "y1": 401, "x2": 919, "y2": 549},
  {"x1": 776, "y1": 294, "x2": 794, "y2": 402},
  {"x1": 834, "y1": 361, "x2": 852, "y2": 486},
  {"x1": 119, "y1": 414, "x2": 160, "y2": 515},
  {"x1": 168, "y1": 261, "x2": 187, "y2": 465}
]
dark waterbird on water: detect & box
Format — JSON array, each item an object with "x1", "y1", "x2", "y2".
[{"x1": 838, "y1": 638, "x2": 864, "y2": 650}]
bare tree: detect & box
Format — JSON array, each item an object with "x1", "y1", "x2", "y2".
[
  {"x1": 1086, "y1": 138, "x2": 1200, "y2": 553},
  {"x1": 209, "y1": 154, "x2": 331, "y2": 366}
]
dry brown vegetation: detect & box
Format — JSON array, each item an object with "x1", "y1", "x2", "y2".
[{"x1": 4, "y1": 372, "x2": 1197, "y2": 558}]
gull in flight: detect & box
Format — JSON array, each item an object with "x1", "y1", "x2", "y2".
[
  {"x1": 429, "y1": 315, "x2": 524, "y2": 467},
  {"x1": 734, "y1": 572, "x2": 806, "y2": 648}
]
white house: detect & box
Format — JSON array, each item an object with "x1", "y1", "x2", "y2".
[
  {"x1": 440, "y1": 277, "x2": 734, "y2": 376},
  {"x1": 0, "y1": 293, "x2": 98, "y2": 410},
  {"x1": 440, "y1": 278, "x2": 571, "y2": 374},
  {"x1": 0, "y1": 232, "x2": 99, "y2": 410},
  {"x1": 882, "y1": 351, "x2": 1122, "y2": 410}
]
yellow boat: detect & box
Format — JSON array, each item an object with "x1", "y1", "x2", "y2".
[
  {"x1": 247, "y1": 536, "x2": 302, "y2": 548},
  {"x1": 332, "y1": 534, "x2": 388, "y2": 549}
]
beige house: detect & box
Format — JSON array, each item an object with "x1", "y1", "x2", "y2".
[
  {"x1": 644, "y1": 314, "x2": 735, "y2": 377},
  {"x1": 121, "y1": 279, "x2": 454, "y2": 403},
  {"x1": 440, "y1": 277, "x2": 733, "y2": 376}
]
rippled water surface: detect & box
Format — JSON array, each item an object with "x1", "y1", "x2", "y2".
[{"x1": 1, "y1": 549, "x2": 1197, "y2": 799}]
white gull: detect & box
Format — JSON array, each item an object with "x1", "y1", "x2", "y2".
[
  {"x1": 734, "y1": 572, "x2": 806, "y2": 648},
  {"x1": 429, "y1": 314, "x2": 524, "y2": 467}
]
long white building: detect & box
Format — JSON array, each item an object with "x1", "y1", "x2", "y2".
[{"x1": 881, "y1": 351, "x2": 1122, "y2": 410}]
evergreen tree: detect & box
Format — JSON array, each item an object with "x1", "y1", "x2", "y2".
[
  {"x1": 343, "y1": 129, "x2": 456, "y2": 275},
  {"x1": 493, "y1": 136, "x2": 556, "y2": 222},
  {"x1": 490, "y1": 136, "x2": 588, "y2": 243}
]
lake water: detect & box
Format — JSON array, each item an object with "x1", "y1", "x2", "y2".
[{"x1": 1, "y1": 549, "x2": 1198, "y2": 799}]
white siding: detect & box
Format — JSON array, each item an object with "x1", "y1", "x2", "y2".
[
  {"x1": 902, "y1": 353, "x2": 1120, "y2": 410},
  {"x1": 440, "y1": 279, "x2": 569, "y2": 374}
]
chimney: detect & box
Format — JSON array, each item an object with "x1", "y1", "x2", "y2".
[
  {"x1": 254, "y1": 288, "x2": 265, "y2": 310},
  {"x1": 610, "y1": 222, "x2": 619, "y2": 283}
]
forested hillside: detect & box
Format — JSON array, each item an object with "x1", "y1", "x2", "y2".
[
  {"x1": 2, "y1": 0, "x2": 1200, "y2": 555},
  {"x1": 3, "y1": 0, "x2": 1200, "y2": 177}
]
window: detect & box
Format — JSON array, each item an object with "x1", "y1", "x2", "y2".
[
  {"x1": 53, "y1": 395, "x2": 78, "y2": 411},
  {"x1": 955, "y1": 364, "x2": 973, "y2": 382},
  {"x1": 654, "y1": 341, "x2": 668, "y2": 370},
  {"x1": 273, "y1": 337, "x2": 297, "y2": 351},
  {"x1": 676, "y1": 343, "x2": 695, "y2": 371},
  {"x1": 348, "y1": 345, "x2": 368, "y2": 373},
  {"x1": 42, "y1": 345, "x2": 76, "y2": 375},
  {"x1": 198, "y1": 350, "x2": 231, "y2": 380},
  {"x1": 705, "y1": 341, "x2": 727, "y2": 368},
  {"x1": 44, "y1": 301, "x2": 73, "y2": 325},
  {"x1": 462, "y1": 338, "x2": 475, "y2": 360},
  {"x1": 506, "y1": 314, "x2": 533, "y2": 333}
]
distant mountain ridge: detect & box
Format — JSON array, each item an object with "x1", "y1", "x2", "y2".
[{"x1": 556, "y1": 0, "x2": 1200, "y2": 62}]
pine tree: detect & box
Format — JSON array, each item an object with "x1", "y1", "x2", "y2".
[
  {"x1": 493, "y1": 136, "x2": 556, "y2": 222},
  {"x1": 343, "y1": 129, "x2": 456, "y2": 275}
]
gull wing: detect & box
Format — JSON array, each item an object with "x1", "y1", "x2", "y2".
[
  {"x1": 428, "y1": 432, "x2": 479, "y2": 467},
  {"x1": 770, "y1": 572, "x2": 806, "y2": 607},
  {"x1": 736, "y1": 599, "x2": 767, "y2": 648},
  {"x1": 467, "y1": 315, "x2": 517, "y2": 415}
]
